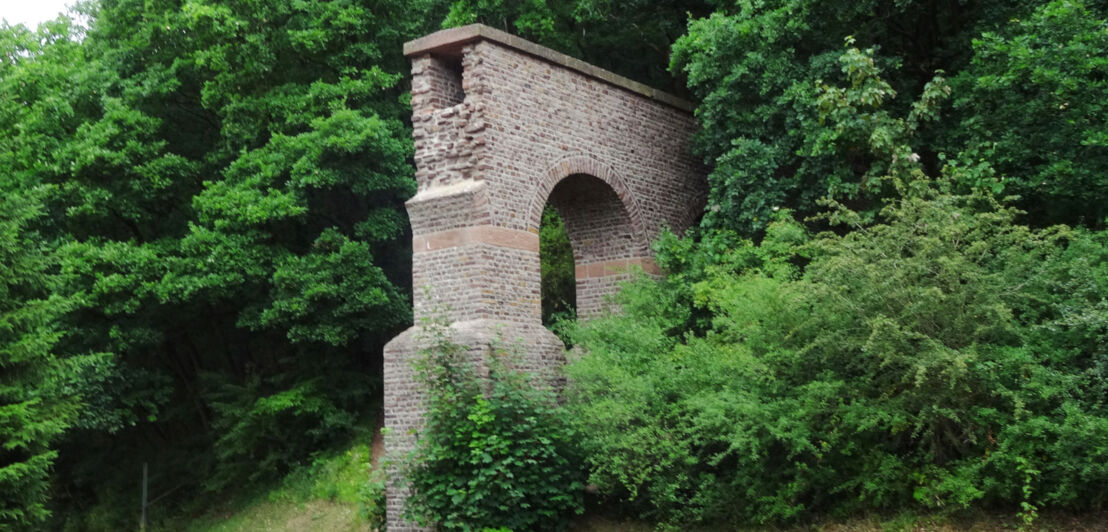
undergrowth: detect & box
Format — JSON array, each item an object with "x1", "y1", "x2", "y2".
[
  {"x1": 181, "y1": 436, "x2": 384, "y2": 532},
  {"x1": 401, "y1": 317, "x2": 586, "y2": 531}
]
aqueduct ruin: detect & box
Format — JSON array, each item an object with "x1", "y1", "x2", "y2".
[{"x1": 384, "y1": 24, "x2": 707, "y2": 530}]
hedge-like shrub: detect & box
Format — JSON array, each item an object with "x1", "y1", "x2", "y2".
[{"x1": 403, "y1": 321, "x2": 585, "y2": 531}]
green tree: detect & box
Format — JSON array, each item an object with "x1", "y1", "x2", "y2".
[
  {"x1": 670, "y1": 0, "x2": 1056, "y2": 234},
  {"x1": 0, "y1": 187, "x2": 75, "y2": 530},
  {"x1": 946, "y1": 0, "x2": 1108, "y2": 228},
  {"x1": 0, "y1": 18, "x2": 103, "y2": 530},
  {"x1": 1, "y1": 0, "x2": 450, "y2": 526}
]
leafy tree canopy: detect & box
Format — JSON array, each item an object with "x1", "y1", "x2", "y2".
[
  {"x1": 1, "y1": 0, "x2": 448, "y2": 527},
  {"x1": 672, "y1": 0, "x2": 1107, "y2": 234}
]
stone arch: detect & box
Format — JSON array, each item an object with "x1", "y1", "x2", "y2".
[
  {"x1": 525, "y1": 155, "x2": 645, "y2": 241},
  {"x1": 529, "y1": 158, "x2": 653, "y2": 317}
]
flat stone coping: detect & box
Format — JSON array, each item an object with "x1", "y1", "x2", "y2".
[{"x1": 404, "y1": 24, "x2": 695, "y2": 113}]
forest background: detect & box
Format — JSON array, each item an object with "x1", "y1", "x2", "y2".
[{"x1": 1, "y1": 0, "x2": 1107, "y2": 530}]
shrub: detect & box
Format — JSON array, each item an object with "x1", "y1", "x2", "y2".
[
  {"x1": 358, "y1": 468, "x2": 386, "y2": 530},
  {"x1": 202, "y1": 359, "x2": 375, "y2": 492},
  {"x1": 402, "y1": 319, "x2": 585, "y2": 531},
  {"x1": 568, "y1": 180, "x2": 1108, "y2": 527},
  {"x1": 565, "y1": 43, "x2": 1108, "y2": 528}
]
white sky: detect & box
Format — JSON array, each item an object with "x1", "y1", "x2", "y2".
[{"x1": 1, "y1": 0, "x2": 75, "y2": 28}]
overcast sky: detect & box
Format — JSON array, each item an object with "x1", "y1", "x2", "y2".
[{"x1": 1, "y1": 0, "x2": 75, "y2": 28}]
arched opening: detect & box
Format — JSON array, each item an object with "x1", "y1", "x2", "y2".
[
  {"x1": 540, "y1": 173, "x2": 639, "y2": 322},
  {"x1": 540, "y1": 206, "x2": 575, "y2": 327}
]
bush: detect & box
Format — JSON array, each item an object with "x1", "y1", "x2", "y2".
[
  {"x1": 202, "y1": 359, "x2": 375, "y2": 492},
  {"x1": 565, "y1": 43, "x2": 1108, "y2": 528},
  {"x1": 358, "y1": 468, "x2": 386, "y2": 530},
  {"x1": 402, "y1": 319, "x2": 585, "y2": 531},
  {"x1": 567, "y1": 181, "x2": 1108, "y2": 527}
]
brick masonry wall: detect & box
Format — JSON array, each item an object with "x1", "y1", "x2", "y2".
[
  {"x1": 549, "y1": 174, "x2": 640, "y2": 263},
  {"x1": 384, "y1": 25, "x2": 708, "y2": 530},
  {"x1": 474, "y1": 40, "x2": 705, "y2": 236}
]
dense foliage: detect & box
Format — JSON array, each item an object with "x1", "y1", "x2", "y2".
[
  {"x1": 2, "y1": 0, "x2": 1107, "y2": 528},
  {"x1": 946, "y1": 0, "x2": 1108, "y2": 227},
  {"x1": 0, "y1": 187, "x2": 78, "y2": 529},
  {"x1": 0, "y1": 23, "x2": 91, "y2": 530},
  {"x1": 570, "y1": 187, "x2": 1108, "y2": 524},
  {"x1": 1, "y1": 1, "x2": 447, "y2": 528},
  {"x1": 565, "y1": 42, "x2": 1108, "y2": 527},
  {"x1": 570, "y1": 195, "x2": 1108, "y2": 527},
  {"x1": 403, "y1": 320, "x2": 585, "y2": 531},
  {"x1": 671, "y1": 0, "x2": 1107, "y2": 234}
]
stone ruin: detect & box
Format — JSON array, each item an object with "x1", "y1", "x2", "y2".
[{"x1": 383, "y1": 24, "x2": 707, "y2": 530}]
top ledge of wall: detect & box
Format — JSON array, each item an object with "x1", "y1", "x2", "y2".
[{"x1": 404, "y1": 24, "x2": 695, "y2": 113}]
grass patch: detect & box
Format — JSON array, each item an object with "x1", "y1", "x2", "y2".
[
  {"x1": 181, "y1": 438, "x2": 383, "y2": 532},
  {"x1": 190, "y1": 499, "x2": 369, "y2": 532}
]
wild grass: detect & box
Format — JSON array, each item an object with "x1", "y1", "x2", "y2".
[{"x1": 181, "y1": 437, "x2": 382, "y2": 532}]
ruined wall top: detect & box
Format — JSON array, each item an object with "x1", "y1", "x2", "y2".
[
  {"x1": 400, "y1": 22, "x2": 707, "y2": 323},
  {"x1": 403, "y1": 24, "x2": 695, "y2": 113}
]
